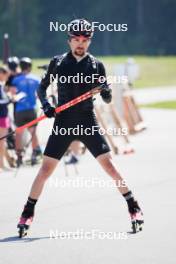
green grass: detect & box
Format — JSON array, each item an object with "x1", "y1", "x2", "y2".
[
  {"x1": 1, "y1": 56, "x2": 176, "y2": 88},
  {"x1": 141, "y1": 100, "x2": 176, "y2": 109},
  {"x1": 32, "y1": 56, "x2": 176, "y2": 89},
  {"x1": 99, "y1": 56, "x2": 176, "y2": 88}
]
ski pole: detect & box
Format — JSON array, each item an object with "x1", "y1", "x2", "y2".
[{"x1": 0, "y1": 85, "x2": 102, "y2": 141}]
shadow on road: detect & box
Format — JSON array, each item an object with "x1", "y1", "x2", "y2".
[
  {"x1": 0, "y1": 229, "x2": 140, "y2": 243},
  {"x1": 0, "y1": 236, "x2": 50, "y2": 243}
]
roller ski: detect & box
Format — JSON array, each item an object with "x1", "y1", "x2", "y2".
[
  {"x1": 17, "y1": 205, "x2": 34, "y2": 238},
  {"x1": 129, "y1": 201, "x2": 144, "y2": 233},
  {"x1": 123, "y1": 191, "x2": 144, "y2": 233},
  {"x1": 17, "y1": 216, "x2": 33, "y2": 238},
  {"x1": 130, "y1": 209, "x2": 144, "y2": 233}
]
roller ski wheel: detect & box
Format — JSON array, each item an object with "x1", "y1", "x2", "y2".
[
  {"x1": 17, "y1": 216, "x2": 33, "y2": 238},
  {"x1": 130, "y1": 210, "x2": 144, "y2": 233}
]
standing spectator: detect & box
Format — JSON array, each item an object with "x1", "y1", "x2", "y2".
[
  {"x1": 11, "y1": 57, "x2": 42, "y2": 167},
  {"x1": 6, "y1": 57, "x2": 21, "y2": 87},
  {"x1": 0, "y1": 66, "x2": 10, "y2": 172},
  {"x1": 6, "y1": 56, "x2": 21, "y2": 121}
]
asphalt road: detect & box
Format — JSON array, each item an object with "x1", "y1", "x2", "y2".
[{"x1": 0, "y1": 108, "x2": 175, "y2": 264}]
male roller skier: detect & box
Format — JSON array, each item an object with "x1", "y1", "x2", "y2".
[{"x1": 17, "y1": 19, "x2": 144, "y2": 236}]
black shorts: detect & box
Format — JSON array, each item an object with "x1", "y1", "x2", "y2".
[
  {"x1": 14, "y1": 109, "x2": 37, "y2": 127},
  {"x1": 44, "y1": 111, "x2": 110, "y2": 160}
]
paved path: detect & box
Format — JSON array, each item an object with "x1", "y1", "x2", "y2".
[
  {"x1": 0, "y1": 108, "x2": 175, "y2": 264},
  {"x1": 133, "y1": 86, "x2": 176, "y2": 104}
]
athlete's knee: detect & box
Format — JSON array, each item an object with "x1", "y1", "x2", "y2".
[
  {"x1": 98, "y1": 153, "x2": 117, "y2": 175},
  {"x1": 38, "y1": 162, "x2": 55, "y2": 180}
]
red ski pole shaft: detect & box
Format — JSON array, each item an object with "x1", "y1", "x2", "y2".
[
  {"x1": 0, "y1": 86, "x2": 101, "y2": 140},
  {"x1": 55, "y1": 87, "x2": 100, "y2": 113}
]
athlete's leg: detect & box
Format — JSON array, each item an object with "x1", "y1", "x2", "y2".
[
  {"x1": 15, "y1": 130, "x2": 23, "y2": 151},
  {"x1": 18, "y1": 129, "x2": 72, "y2": 225},
  {"x1": 14, "y1": 112, "x2": 25, "y2": 165},
  {"x1": 81, "y1": 117, "x2": 143, "y2": 230},
  {"x1": 80, "y1": 114, "x2": 129, "y2": 193},
  {"x1": 17, "y1": 155, "x2": 59, "y2": 235},
  {"x1": 27, "y1": 109, "x2": 41, "y2": 150},
  {"x1": 22, "y1": 122, "x2": 73, "y2": 200},
  {"x1": 29, "y1": 155, "x2": 59, "y2": 199},
  {"x1": 96, "y1": 152, "x2": 129, "y2": 194},
  {"x1": 96, "y1": 151, "x2": 143, "y2": 231},
  {"x1": 28, "y1": 126, "x2": 40, "y2": 150},
  {"x1": 0, "y1": 127, "x2": 7, "y2": 169}
]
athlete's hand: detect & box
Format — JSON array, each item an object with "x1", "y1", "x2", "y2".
[
  {"x1": 100, "y1": 84, "x2": 112, "y2": 103},
  {"x1": 43, "y1": 103, "x2": 56, "y2": 118}
]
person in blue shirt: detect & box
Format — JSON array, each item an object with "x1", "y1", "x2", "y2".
[{"x1": 11, "y1": 57, "x2": 42, "y2": 166}]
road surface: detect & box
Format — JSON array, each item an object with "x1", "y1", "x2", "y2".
[{"x1": 0, "y1": 108, "x2": 175, "y2": 264}]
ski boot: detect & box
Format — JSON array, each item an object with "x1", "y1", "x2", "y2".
[
  {"x1": 65, "y1": 154, "x2": 79, "y2": 165},
  {"x1": 31, "y1": 147, "x2": 42, "y2": 166},
  {"x1": 16, "y1": 149, "x2": 24, "y2": 168},
  {"x1": 17, "y1": 206, "x2": 34, "y2": 238},
  {"x1": 129, "y1": 201, "x2": 144, "y2": 233}
]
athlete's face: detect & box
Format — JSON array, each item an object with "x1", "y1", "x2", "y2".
[
  {"x1": 0, "y1": 71, "x2": 8, "y2": 82},
  {"x1": 68, "y1": 36, "x2": 91, "y2": 57}
]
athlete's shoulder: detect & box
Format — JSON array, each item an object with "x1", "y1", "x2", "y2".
[
  {"x1": 12, "y1": 73, "x2": 24, "y2": 85},
  {"x1": 48, "y1": 53, "x2": 68, "y2": 70},
  {"x1": 52, "y1": 52, "x2": 68, "y2": 62},
  {"x1": 87, "y1": 53, "x2": 97, "y2": 61},
  {"x1": 88, "y1": 53, "x2": 105, "y2": 71},
  {"x1": 52, "y1": 54, "x2": 61, "y2": 61},
  {"x1": 88, "y1": 53, "x2": 104, "y2": 65},
  {"x1": 95, "y1": 58, "x2": 104, "y2": 67}
]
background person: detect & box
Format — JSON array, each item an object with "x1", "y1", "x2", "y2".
[
  {"x1": 6, "y1": 56, "x2": 21, "y2": 87},
  {"x1": 0, "y1": 66, "x2": 10, "y2": 172},
  {"x1": 11, "y1": 57, "x2": 42, "y2": 166}
]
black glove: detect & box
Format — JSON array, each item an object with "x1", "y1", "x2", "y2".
[
  {"x1": 42, "y1": 103, "x2": 56, "y2": 118},
  {"x1": 100, "y1": 84, "x2": 112, "y2": 103}
]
